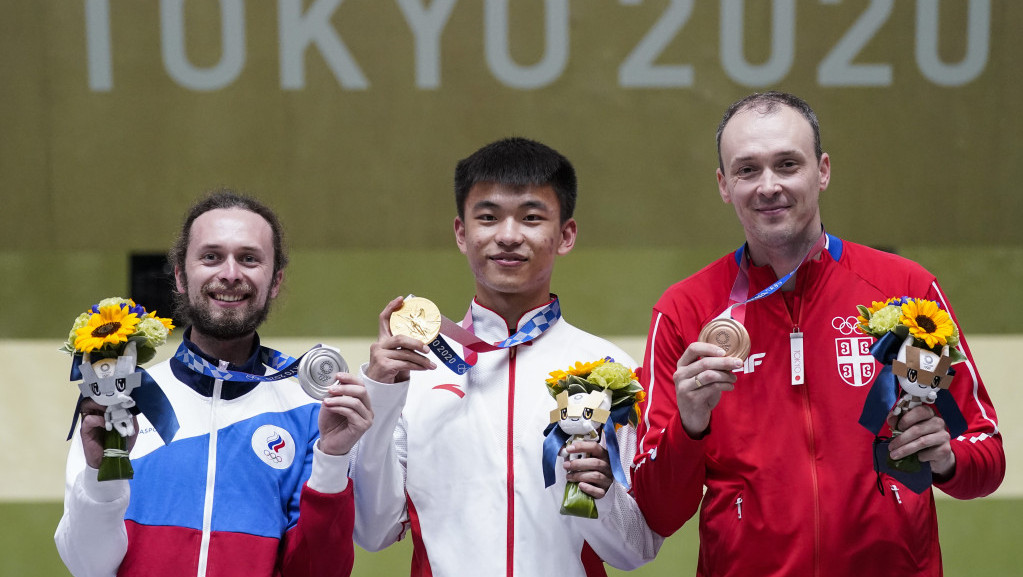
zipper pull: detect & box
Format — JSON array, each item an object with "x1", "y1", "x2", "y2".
[
  {"x1": 735, "y1": 496, "x2": 743, "y2": 519},
  {"x1": 890, "y1": 484, "x2": 902, "y2": 504},
  {"x1": 790, "y1": 327, "x2": 804, "y2": 385}
]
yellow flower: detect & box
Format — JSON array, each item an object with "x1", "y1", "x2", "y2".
[
  {"x1": 901, "y1": 299, "x2": 955, "y2": 349},
  {"x1": 74, "y1": 304, "x2": 141, "y2": 353},
  {"x1": 151, "y1": 313, "x2": 175, "y2": 332},
  {"x1": 545, "y1": 358, "x2": 607, "y2": 385},
  {"x1": 856, "y1": 300, "x2": 891, "y2": 327}
]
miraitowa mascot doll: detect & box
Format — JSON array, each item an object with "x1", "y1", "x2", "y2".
[
  {"x1": 542, "y1": 359, "x2": 642, "y2": 518},
  {"x1": 78, "y1": 341, "x2": 144, "y2": 479},
  {"x1": 80, "y1": 341, "x2": 143, "y2": 437}
]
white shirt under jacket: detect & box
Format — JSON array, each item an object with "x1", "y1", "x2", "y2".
[{"x1": 353, "y1": 299, "x2": 662, "y2": 576}]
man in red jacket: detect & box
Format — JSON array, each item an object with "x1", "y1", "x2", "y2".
[{"x1": 632, "y1": 92, "x2": 1004, "y2": 576}]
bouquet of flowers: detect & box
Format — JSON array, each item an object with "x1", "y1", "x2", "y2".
[
  {"x1": 62, "y1": 297, "x2": 175, "y2": 364},
  {"x1": 62, "y1": 297, "x2": 174, "y2": 480},
  {"x1": 856, "y1": 296, "x2": 965, "y2": 474},
  {"x1": 542, "y1": 357, "x2": 644, "y2": 518},
  {"x1": 856, "y1": 296, "x2": 965, "y2": 363}
]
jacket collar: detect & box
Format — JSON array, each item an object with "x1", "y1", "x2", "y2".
[
  {"x1": 169, "y1": 327, "x2": 265, "y2": 399},
  {"x1": 468, "y1": 295, "x2": 560, "y2": 343}
]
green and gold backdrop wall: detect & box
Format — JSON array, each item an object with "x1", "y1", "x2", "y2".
[{"x1": 2, "y1": 2, "x2": 1020, "y2": 575}]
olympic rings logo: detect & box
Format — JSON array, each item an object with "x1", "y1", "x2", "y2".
[
  {"x1": 263, "y1": 449, "x2": 284, "y2": 463},
  {"x1": 832, "y1": 316, "x2": 862, "y2": 335}
]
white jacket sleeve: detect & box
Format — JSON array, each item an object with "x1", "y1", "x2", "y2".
[
  {"x1": 351, "y1": 363, "x2": 412, "y2": 552},
  {"x1": 54, "y1": 431, "x2": 130, "y2": 577},
  {"x1": 567, "y1": 423, "x2": 663, "y2": 570}
]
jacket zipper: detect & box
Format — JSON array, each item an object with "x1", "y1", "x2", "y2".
[
  {"x1": 735, "y1": 496, "x2": 743, "y2": 519},
  {"x1": 890, "y1": 484, "x2": 903, "y2": 504},
  {"x1": 786, "y1": 275, "x2": 820, "y2": 577},
  {"x1": 197, "y1": 366, "x2": 225, "y2": 577},
  {"x1": 798, "y1": 357, "x2": 821, "y2": 577},
  {"x1": 506, "y1": 346, "x2": 517, "y2": 577}
]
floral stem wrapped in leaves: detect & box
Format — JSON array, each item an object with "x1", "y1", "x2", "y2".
[
  {"x1": 856, "y1": 297, "x2": 968, "y2": 480},
  {"x1": 62, "y1": 298, "x2": 174, "y2": 481},
  {"x1": 541, "y1": 358, "x2": 645, "y2": 518}
]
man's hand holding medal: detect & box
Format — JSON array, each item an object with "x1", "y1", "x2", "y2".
[
  {"x1": 366, "y1": 296, "x2": 440, "y2": 384},
  {"x1": 672, "y1": 341, "x2": 745, "y2": 439}
]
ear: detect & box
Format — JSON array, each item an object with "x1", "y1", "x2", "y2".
[
  {"x1": 174, "y1": 265, "x2": 186, "y2": 294},
  {"x1": 454, "y1": 216, "x2": 468, "y2": 256},
  {"x1": 818, "y1": 152, "x2": 831, "y2": 192},
  {"x1": 557, "y1": 218, "x2": 577, "y2": 256},
  {"x1": 717, "y1": 168, "x2": 731, "y2": 204},
  {"x1": 269, "y1": 270, "x2": 284, "y2": 299}
]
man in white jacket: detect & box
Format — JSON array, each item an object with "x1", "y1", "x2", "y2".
[{"x1": 352, "y1": 138, "x2": 661, "y2": 576}]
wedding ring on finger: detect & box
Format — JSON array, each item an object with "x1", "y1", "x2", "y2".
[{"x1": 693, "y1": 375, "x2": 705, "y2": 389}]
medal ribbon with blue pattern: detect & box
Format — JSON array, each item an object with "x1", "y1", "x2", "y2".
[
  {"x1": 725, "y1": 230, "x2": 833, "y2": 323},
  {"x1": 174, "y1": 341, "x2": 302, "y2": 382},
  {"x1": 429, "y1": 298, "x2": 562, "y2": 375}
]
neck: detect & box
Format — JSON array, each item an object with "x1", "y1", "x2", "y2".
[
  {"x1": 189, "y1": 329, "x2": 256, "y2": 366},
  {"x1": 746, "y1": 229, "x2": 824, "y2": 285},
  {"x1": 476, "y1": 290, "x2": 551, "y2": 329}
]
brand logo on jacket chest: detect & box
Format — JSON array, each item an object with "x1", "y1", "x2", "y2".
[{"x1": 251, "y1": 425, "x2": 296, "y2": 470}]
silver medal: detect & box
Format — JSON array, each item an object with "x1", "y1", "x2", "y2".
[{"x1": 297, "y1": 347, "x2": 348, "y2": 400}]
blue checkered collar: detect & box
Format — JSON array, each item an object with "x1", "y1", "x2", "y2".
[
  {"x1": 468, "y1": 295, "x2": 562, "y2": 344},
  {"x1": 169, "y1": 327, "x2": 266, "y2": 399}
]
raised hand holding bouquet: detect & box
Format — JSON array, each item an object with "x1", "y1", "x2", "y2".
[
  {"x1": 541, "y1": 358, "x2": 644, "y2": 518},
  {"x1": 856, "y1": 297, "x2": 969, "y2": 492},
  {"x1": 62, "y1": 298, "x2": 176, "y2": 481}
]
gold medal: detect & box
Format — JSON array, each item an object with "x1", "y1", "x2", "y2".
[
  {"x1": 698, "y1": 317, "x2": 751, "y2": 361},
  {"x1": 389, "y1": 296, "x2": 442, "y2": 344}
]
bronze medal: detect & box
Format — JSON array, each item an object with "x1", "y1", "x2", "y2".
[
  {"x1": 297, "y1": 347, "x2": 348, "y2": 400},
  {"x1": 389, "y1": 296, "x2": 442, "y2": 344},
  {"x1": 698, "y1": 317, "x2": 751, "y2": 361}
]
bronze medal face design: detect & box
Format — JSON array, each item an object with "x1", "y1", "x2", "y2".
[
  {"x1": 389, "y1": 296, "x2": 442, "y2": 344},
  {"x1": 698, "y1": 317, "x2": 751, "y2": 361},
  {"x1": 297, "y1": 347, "x2": 348, "y2": 400}
]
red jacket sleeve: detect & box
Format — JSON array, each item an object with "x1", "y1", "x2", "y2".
[
  {"x1": 928, "y1": 282, "x2": 1005, "y2": 499},
  {"x1": 632, "y1": 308, "x2": 707, "y2": 537},
  {"x1": 277, "y1": 483, "x2": 356, "y2": 577}
]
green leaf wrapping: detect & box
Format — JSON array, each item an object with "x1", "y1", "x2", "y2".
[
  {"x1": 560, "y1": 481, "x2": 598, "y2": 519},
  {"x1": 887, "y1": 453, "x2": 922, "y2": 473},
  {"x1": 96, "y1": 428, "x2": 134, "y2": 481}
]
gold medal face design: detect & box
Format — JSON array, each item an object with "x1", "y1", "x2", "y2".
[
  {"x1": 389, "y1": 296, "x2": 442, "y2": 344},
  {"x1": 698, "y1": 317, "x2": 751, "y2": 361}
]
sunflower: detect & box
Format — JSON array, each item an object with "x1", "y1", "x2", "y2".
[
  {"x1": 74, "y1": 304, "x2": 141, "y2": 353},
  {"x1": 545, "y1": 358, "x2": 607, "y2": 385},
  {"x1": 901, "y1": 298, "x2": 955, "y2": 349}
]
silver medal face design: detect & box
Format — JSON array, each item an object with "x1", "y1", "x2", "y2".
[
  {"x1": 297, "y1": 347, "x2": 348, "y2": 400},
  {"x1": 698, "y1": 317, "x2": 751, "y2": 361}
]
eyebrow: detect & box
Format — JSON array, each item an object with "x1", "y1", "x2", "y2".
[
  {"x1": 471, "y1": 199, "x2": 553, "y2": 212},
  {"x1": 730, "y1": 149, "x2": 805, "y2": 165},
  {"x1": 194, "y1": 243, "x2": 265, "y2": 254}
]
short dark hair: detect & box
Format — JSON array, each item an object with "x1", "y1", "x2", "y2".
[
  {"x1": 168, "y1": 188, "x2": 289, "y2": 277},
  {"x1": 716, "y1": 91, "x2": 823, "y2": 172},
  {"x1": 454, "y1": 137, "x2": 577, "y2": 223}
]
